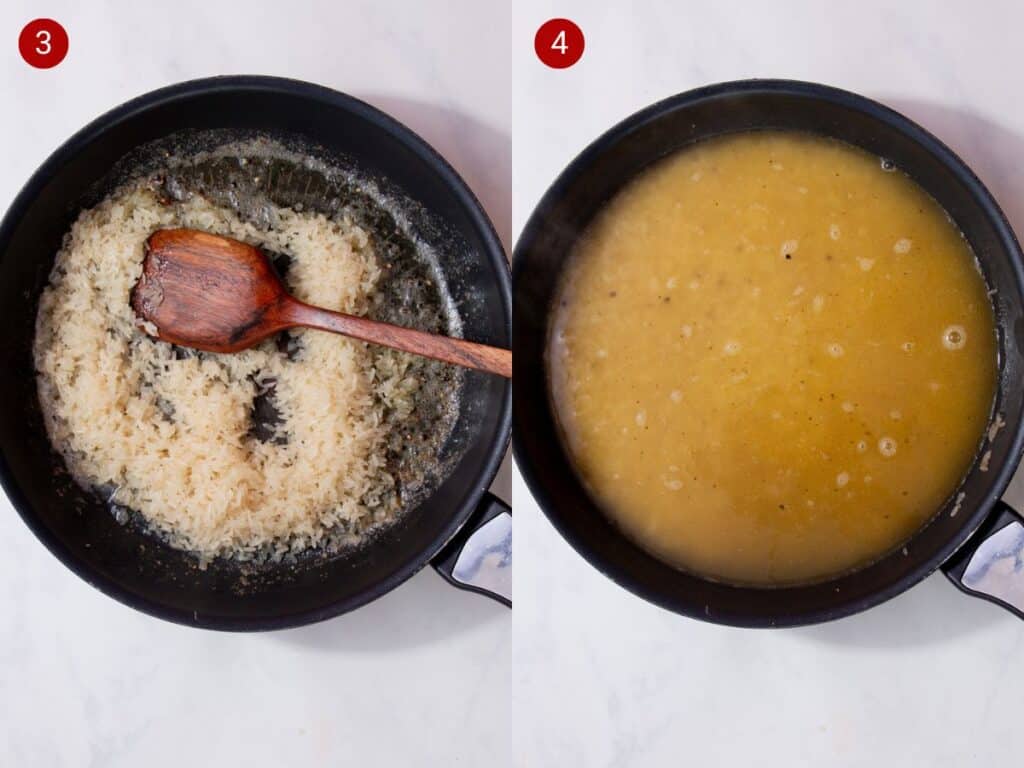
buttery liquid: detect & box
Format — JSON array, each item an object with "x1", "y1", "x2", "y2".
[{"x1": 549, "y1": 132, "x2": 997, "y2": 585}]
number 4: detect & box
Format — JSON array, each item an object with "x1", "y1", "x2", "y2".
[{"x1": 551, "y1": 29, "x2": 568, "y2": 55}]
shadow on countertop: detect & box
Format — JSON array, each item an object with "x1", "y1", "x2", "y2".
[
  {"x1": 797, "y1": 571, "x2": 1010, "y2": 647},
  {"x1": 802, "y1": 98, "x2": 1024, "y2": 647},
  {"x1": 353, "y1": 94, "x2": 512, "y2": 254},
  {"x1": 275, "y1": 565, "x2": 507, "y2": 652}
]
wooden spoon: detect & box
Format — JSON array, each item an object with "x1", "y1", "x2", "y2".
[{"x1": 130, "y1": 228, "x2": 512, "y2": 377}]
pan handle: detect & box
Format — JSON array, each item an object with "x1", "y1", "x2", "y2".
[
  {"x1": 431, "y1": 492, "x2": 511, "y2": 607},
  {"x1": 941, "y1": 500, "x2": 1024, "y2": 620}
]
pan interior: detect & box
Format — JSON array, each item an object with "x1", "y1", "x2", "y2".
[{"x1": 52, "y1": 132, "x2": 467, "y2": 566}]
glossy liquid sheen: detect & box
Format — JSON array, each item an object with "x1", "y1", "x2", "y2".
[{"x1": 549, "y1": 132, "x2": 997, "y2": 585}]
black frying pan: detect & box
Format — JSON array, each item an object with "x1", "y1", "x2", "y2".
[
  {"x1": 514, "y1": 80, "x2": 1024, "y2": 627},
  {"x1": 0, "y1": 76, "x2": 511, "y2": 630}
]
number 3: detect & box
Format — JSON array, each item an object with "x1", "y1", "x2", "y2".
[
  {"x1": 551, "y1": 29, "x2": 568, "y2": 55},
  {"x1": 35, "y1": 29, "x2": 51, "y2": 56}
]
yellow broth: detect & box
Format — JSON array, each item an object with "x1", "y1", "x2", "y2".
[{"x1": 548, "y1": 131, "x2": 997, "y2": 585}]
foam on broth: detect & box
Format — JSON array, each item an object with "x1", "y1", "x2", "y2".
[{"x1": 548, "y1": 131, "x2": 998, "y2": 585}]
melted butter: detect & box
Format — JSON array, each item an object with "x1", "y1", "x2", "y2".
[{"x1": 549, "y1": 131, "x2": 997, "y2": 585}]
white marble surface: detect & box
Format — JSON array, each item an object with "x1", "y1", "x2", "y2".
[
  {"x1": 0, "y1": 1, "x2": 511, "y2": 766},
  {"x1": 512, "y1": 1, "x2": 1024, "y2": 766}
]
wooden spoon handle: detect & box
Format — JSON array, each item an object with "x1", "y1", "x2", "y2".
[{"x1": 282, "y1": 299, "x2": 512, "y2": 378}]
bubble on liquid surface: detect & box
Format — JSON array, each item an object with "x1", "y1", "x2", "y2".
[
  {"x1": 880, "y1": 158, "x2": 896, "y2": 172},
  {"x1": 669, "y1": 390, "x2": 683, "y2": 403},
  {"x1": 635, "y1": 410, "x2": 647, "y2": 427},
  {"x1": 858, "y1": 257, "x2": 875, "y2": 271},
  {"x1": 836, "y1": 472, "x2": 850, "y2": 487},
  {"x1": 826, "y1": 342, "x2": 844, "y2": 358},
  {"x1": 812, "y1": 295, "x2": 825, "y2": 313},
  {"x1": 841, "y1": 401, "x2": 855, "y2": 413},
  {"x1": 878, "y1": 436, "x2": 898, "y2": 457},
  {"x1": 780, "y1": 239, "x2": 799, "y2": 258},
  {"x1": 856, "y1": 440, "x2": 868, "y2": 453},
  {"x1": 723, "y1": 340, "x2": 742, "y2": 356},
  {"x1": 829, "y1": 224, "x2": 841, "y2": 240},
  {"x1": 902, "y1": 341, "x2": 914, "y2": 352},
  {"x1": 893, "y1": 238, "x2": 912, "y2": 254},
  {"x1": 943, "y1": 325, "x2": 966, "y2": 350}
]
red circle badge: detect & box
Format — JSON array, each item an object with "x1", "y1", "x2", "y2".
[
  {"x1": 535, "y1": 19, "x2": 584, "y2": 69},
  {"x1": 19, "y1": 18, "x2": 69, "y2": 69}
]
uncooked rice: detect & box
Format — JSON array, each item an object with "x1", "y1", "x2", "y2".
[{"x1": 34, "y1": 183, "x2": 421, "y2": 560}]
